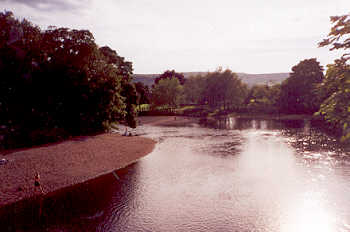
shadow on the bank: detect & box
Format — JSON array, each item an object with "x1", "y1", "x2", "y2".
[{"x1": 0, "y1": 166, "x2": 133, "y2": 232}]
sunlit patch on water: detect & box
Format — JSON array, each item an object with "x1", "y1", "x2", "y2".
[{"x1": 281, "y1": 191, "x2": 337, "y2": 232}]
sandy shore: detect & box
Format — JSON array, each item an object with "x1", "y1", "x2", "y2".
[{"x1": 0, "y1": 133, "x2": 155, "y2": 207}]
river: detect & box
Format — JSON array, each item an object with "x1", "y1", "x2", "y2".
[{"x1": 19, "y1": 117, "x2": 350, "y2": 231}]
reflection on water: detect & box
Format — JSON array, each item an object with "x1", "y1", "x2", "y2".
[
  {"x1": 6, "y1": 116, "x2": 350, "y2": 232},
  {"x1": 281, "y1": 190, "x2": 337, "y2": 232}
]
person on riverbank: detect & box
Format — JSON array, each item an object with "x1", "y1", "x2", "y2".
[
  {"x1": 34, "y1": 172, "x2": 44, "y2": 195},
  {"x1": 34, "y1": 172, "x2": 44, "y2": 220}
]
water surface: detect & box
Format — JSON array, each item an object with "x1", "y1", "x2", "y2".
[{"x1": 18, "y1": 117, "x2": 350, "y2": 231}]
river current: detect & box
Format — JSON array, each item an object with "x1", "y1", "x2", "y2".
[{"x1": 23, "y1": 117, "x2": 350, "y2": 231}]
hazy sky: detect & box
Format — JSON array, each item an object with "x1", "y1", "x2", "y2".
[{"x1": 1, "y1": 0, "x2": 349, "y2": 74}]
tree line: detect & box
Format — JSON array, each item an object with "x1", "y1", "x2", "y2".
[
  {"x1": 0, "y1": 11, "x2": 140, "y2": 149},
  {"x1": 148, "y1": 59, "x2": 323, "y2": 115},
  {"x1": 148, "y1": 14, "x2": 350, "y2": 142}
]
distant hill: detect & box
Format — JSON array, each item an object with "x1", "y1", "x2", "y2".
[
  {"x1": 132, "y1": 72, "x2": 289, "y2": 87},
  {"x1": 235, "y1": 72, "x2": 290, "y2": 87},
  {"x1": 132, "y1": 74, "x2": 160, "y2": 87}
]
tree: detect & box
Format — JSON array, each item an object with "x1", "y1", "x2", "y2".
[
  {"x1": 279, "y1": 58, "x2": 324, "y2": 114},
  {"x1": 245, "y1": 84, "x2": 281, "y2": 113},
  {"x1": 154, "y1": 70, "x2": 185, "y2": 85},
  {"x1": 0, "y1": 11, "x2": 136, "y2": 149},
  {"x1": 183, "y1": 74, "x2": 207, "y2": 104},
  {"x1": 316, "y1": 60, "x2": 350, "y2": 102},
  {"x1": 0, "y1": 11, "x2": 47, "y2": 148},
  {"x1": 151, "y1": 78, "x2": 184, "y2": 109},
  {"x1": 135, "y1": 81, "x2": 150, "y2": 104},
  {"x1": 98, "y1": 46, "x2": 136, "y2": 127},
  {"x1": 318, "y1": 13, "x2": 350, "y2": 142},
  {"x1": 202, "y1": 69, "x2": 247, "y2": 110},
  {"x1": 38, "y1": 28, "x2": 128, "y2": 132},
  {"x1": 99, "y1": 46, "x2": 133, "y2": 77},
  {"x1": 122, "y1": 83, "x2": 138, "y2": 128},
  {"x1": 316, "y1": 62, "x2": 350, "y2": 140}
]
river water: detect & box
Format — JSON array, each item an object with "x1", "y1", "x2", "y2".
[{"x1": 21, "y1": 117, "x2": 350, "y2": 231}]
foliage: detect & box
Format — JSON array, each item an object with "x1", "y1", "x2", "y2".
[
  {"x1": 279, "y1": 58, "x2": 324, "y2": 114},
  {"x1": 136, "y1": 104, "x2": 150, "y2": 112},
  {"x1": 98, "y1": 45, "x2": 136, "y2": 127},
  {"x1": 245, "y1": 84, "x2": 281, "y2": 113},
  {"x1": 318, "y1": 13, "x2": 350, "y2": 142},
  {"x1": 319, "y1": 14, "x2": 350, "y2": 61},
  {"x1": 181, "y1": 105, "x2": 211, "y2": 117},
  {"x1": 202, "y1": 69, "x2": 248, "y2": 110},
  {"x1": 168, "y1": 69, "x2": 248, "y2": 113},
  {"x1": 154, "y1": 70, "x2": 185, "y2": 85},
  {"x1": 122, "y1": 82, "x2": 138, "y2": 128},
  {"x1": 134, "y1": 81, "x2": 150, "y2": 104},
  {"x1": 316, "y1": 60, "x2": 349, "y2": 102},
  {"x1": 0, "y1": 11, "x2": 135, "y2": 149},
  {"x1": 183, "y1": 74, "x2": 207, "y2": 104},
  {"x1": 151, "y1": 78, "x2": 184, "y2": 109}
]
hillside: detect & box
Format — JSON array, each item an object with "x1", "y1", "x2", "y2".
[{"x1": 133, "y1": 72, "x2": 289, "y2": 87}]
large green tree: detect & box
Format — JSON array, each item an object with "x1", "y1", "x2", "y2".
[
  {"x1": 151, "y1": 78, "x2": 184, "y2": 109},
  {"x1": 0, "y1": 11, "x2": 136, "y2": 149},
  {"x1": 279, "y1": 58, "x2": 324, "y2": 114},
  {"x1": 98, "y1": 46, "x2": 136, "y2": 127},
  {"x1": 316, "y1": 61, "x2": 350, "y2": 139},
  {"x1": 203, "y1": 69, "x2": 247, "y2": 110},
  {"x1": 318, "y1": 13, "x2": 350, "y2": 142},
  {"x1": 183, "y1": 74, "x2": 207, "y2": 104}
]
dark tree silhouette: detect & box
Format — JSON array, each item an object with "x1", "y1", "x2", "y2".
[
  {"x1": 279, "y1": 58, "x2": 324, "y2": 114},
  {"x1": 154, "y1": 70, "x2": 185, "y2": 85},
  {"x1": 0, "y1": 11, "x2": 136, "y2": 149},
  {"x1": 135, "y1": 82, "x2": 150, "y2": 104}
]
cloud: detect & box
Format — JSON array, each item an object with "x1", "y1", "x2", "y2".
[{"x1": 1, "y1": 0, "x2": 91, "y2": 11}]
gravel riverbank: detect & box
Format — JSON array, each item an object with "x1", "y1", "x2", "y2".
[{"x1": 0, "y1": 133, "x2": 156, "y2": 207}]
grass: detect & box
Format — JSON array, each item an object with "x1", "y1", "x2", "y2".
[{"x1": 136, "y1": 104, "x2": 150, "y2": 112}]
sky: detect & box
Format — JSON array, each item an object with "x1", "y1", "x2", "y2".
[{"x1": 1, "y1": 0, "x2": 350, "y2": 74}]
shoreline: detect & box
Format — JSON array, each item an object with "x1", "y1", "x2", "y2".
[
  {"x1": 226, "y1": 113, "x2": 314, "y2": 120},
  {"x1": 0, "y1": 133, "x2": 156, "y2": 209},
  {"x1": 140, "y1": 109, "x2": 315, "y2": 121},
  {"x1": 0, "y1": 116, "x2": 193, "y2": 229},
  {"x1": 138, "y1": 115, "x2": 199, "y2": 127}
]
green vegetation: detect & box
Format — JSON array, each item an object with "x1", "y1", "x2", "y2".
[
  {"x1": 0, "y1": 11, "x2": 140, "y2": 149},
  {"x1": 154, "y1": 70, "x2": 185, "y2": 86},
  {"x1": 245, "y1": 84, "x2": 281, "y2": 114},
  {"x1": 134, "y1": 82, "x2": 150, "y2": 105},
  {"x1": 132, "y1": 72, "x2": 289, "y2": 88},
  {"x1": 279, "y1": 58, "x2": 324, "y2": 114},
  {"x1": 183, "y1": 75, "x2": 206, "y2": 104},
  {"x1": 148, "y1": 68, "x2": 247, "y2": 115},
  {"x1": 317, "y1": 14, "x2": 350, "y2": 142},
  {"x1": 151, "y1": 78, "x2": 184, "y2": 110},
  {"x1": 201, "y1": 69, "x2": 248, "y2": 111}
]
